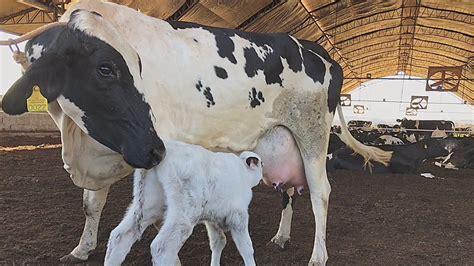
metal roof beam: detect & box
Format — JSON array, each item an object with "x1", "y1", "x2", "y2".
[
  {"x1": 317, "y1": 6, "x2": 472, "y2": 38},
  {"x1": 349, "y1": 56, "x2": 467, "y2": 72},
  {"x1": 237, "y1": 0, "x2": 286, "y2": 30},
  {"x1": 329, "y1": 26, "x2": 399, "y2": 46},
  {"x1": 397, "y1": 0, "x2": 420, "y2": 74},
  {"x1": 313, "y1": 2, "x2": 472, "y2": 24},
  {"x1": 166, "y1": 0, "x2": 198, "y2": 21},
  {"x1": 298, "y1": 0, "x2": 358, "y2": 78},
  {"x1": 347, "y1": 47, "x2": 466, "y2": 65},
  {"x1": 333, "y1": 34, "x2": 470, "y2": 62},
  {"x1": 0, "y1": 7, "x2": 56, "y2": 25}
]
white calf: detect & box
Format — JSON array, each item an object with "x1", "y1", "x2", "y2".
[{"x1": 105, "y1": 140, "x2": 262, "y2": 266}]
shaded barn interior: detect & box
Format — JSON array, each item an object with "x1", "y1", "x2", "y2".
[{"x1": 0, "y1": 0, "x2": 472, "y2": 103}]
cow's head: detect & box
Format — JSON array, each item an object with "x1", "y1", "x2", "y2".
[{"x1": 1, "y1": 10, "x2": 165, "y2": 169}]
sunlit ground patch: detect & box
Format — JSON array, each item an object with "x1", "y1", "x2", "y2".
[{"x1": 0, "y1": 144, "x2": 62, "y2": 152}]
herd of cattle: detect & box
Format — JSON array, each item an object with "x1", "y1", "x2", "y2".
[
  {"x1": 0, "y1": 1, "x2": 472, "y2": 265},
  {"x1": 327, "y1": 119, "x2": 473, "y2": 174}
]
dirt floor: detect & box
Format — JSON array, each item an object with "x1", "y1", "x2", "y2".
[{"x1": 1, "y1": 133, "x2": 473, "y2": 265}]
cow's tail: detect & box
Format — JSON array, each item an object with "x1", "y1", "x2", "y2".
[{"x1": 336, "y1": 104, "x2": 393, "y2": 166}]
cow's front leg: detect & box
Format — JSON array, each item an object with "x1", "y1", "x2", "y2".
[
  {"x1": 270, "y1": 187, "x2": 295, "y2": 249},
  {"x1": 60, "y1": 186, "x2": 110, "y2": 262},
  {"x1": 304, "y1": 156, "x2": 331, "y2": 265}
]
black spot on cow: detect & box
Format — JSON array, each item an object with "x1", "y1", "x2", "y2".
[
  {"x1": 301, "y1": 48, "x2": 326, "y2": 85},
  {"x1": 248, "y1": 88, "x2": 265, "y2": 108},
  {"x1": 299, "y1": 40, "x2": 331, "y2": 61},
  {"x1": 214, "y1": 32, "x2": 237, "y2": 64},
  {"x1": 91, "y1": 11, "x2": 102, "y2": 17},
  {"x1": 327, "y1": 63, "x2": 343, "y2": 113},
  {"x1": 281, "y1": 191, "x2": 290, "y2": 209},
  {"x1": 281, "y1": 190, "x2": 295, "y2": 209},
  {"x1": 282, "y1": 39, "x2": 303, "y2": 73},
  {"x1": 214, "y1": 66, "x2": 228, "y2": 79},
  {"x1": 168, "y1": 21, "x2": 237, "y2": 64},
  {"x1": 203, "y1": 87, "x2": 215, "y2": 107},
  {"x1": 70, "y1": 9, "x2": 84, "y2": 19},
  {"x1": 25, "y1": 25, "x2": 64, "y2": 64},
  {"x1": 195, "y1": 80, "x2": 203, "y2": 92},
  {"x1": 193, "y1": 38, "x2": 198, "y2": 43},
  {"x1": 244, "y1": 47, "x2": 284, "y2": 86},
  {"x1": 137, "y1": 53, "x2": 143, "y2": 78},
  {"x1": 167, "y1": 21, "x2": 335, "y2": 91}
]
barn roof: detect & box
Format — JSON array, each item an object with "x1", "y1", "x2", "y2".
[{"x1": 1, "y1": 0, "x2": 472, "y2": 103}]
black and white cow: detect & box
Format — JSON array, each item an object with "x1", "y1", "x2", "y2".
[
  {"x1": 327, "y1": 139, "x2": 451, "y2": 174},
  {"x1": 433, "y1": 138, "x2": 474, "y2": 170},
  {"x1": 397, "y1": 118, "x2": 455, "y2": 141},
  {"x1": 348, "y1": 120, "x2": 372, "y2": 130},
  {"x1": 1, "y1": 1, "x2": 391, "y2": 264},
  {"x1": 397, "y1": 118, "x2": 455, "y2": 131}
]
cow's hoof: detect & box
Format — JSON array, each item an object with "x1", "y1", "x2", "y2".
[
  {"x1": 308, "y1": 255, "x2": 327, "y2": 266},
  {"x1": 59, "y1": 254, "x2": 87, "y2": 263},
  {"x1": 269, "y1": 235, "x2": 290, "y2": 249},
  {"x1": 308, "y1": 261, "x2": 325, "y2": 266}
]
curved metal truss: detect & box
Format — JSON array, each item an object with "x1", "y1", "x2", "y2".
[{"x1": 1, "y1": 0, "x2": 472, "y2": 102}]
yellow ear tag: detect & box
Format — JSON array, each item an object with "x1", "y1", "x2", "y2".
[{"x1": 27, "y1": 85, "x2": 48, "y2": 112}]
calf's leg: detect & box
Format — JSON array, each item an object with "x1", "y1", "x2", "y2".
[
  {"x1": 229, "y1": 212, "x2": 256, "y2": 266},
  {"x1": 205, "y1": 221, "x2": 227, "y2": 266},
  {"x1": 60, "y1": 185, "x2": 110, "y2": 262},
  {"x1": 150, "y1": 214, "x2": 193, "y2": 266},
  {"x1": 270, "y1": 187, "x2": 295, "y2": 248},
  {"x1": 105, "y1": 170, "x2": 164, "y2": 265}
]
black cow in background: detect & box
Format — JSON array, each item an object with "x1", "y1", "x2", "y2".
[{"x1": 433, "y1": 137, "x2": 474, "y2": 170}]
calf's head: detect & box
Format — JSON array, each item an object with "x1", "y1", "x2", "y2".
[
  {"x1": 240, "y1": 151, "x2": 263, "y2": 187},
  {"x1": 1, "y1": 10, "x2": 165, "y2": 169}
]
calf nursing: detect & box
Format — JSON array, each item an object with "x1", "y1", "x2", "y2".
[{"x1": 105, "y1": 140, "x2": 263, "y2": 266}]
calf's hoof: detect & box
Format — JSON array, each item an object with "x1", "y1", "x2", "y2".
[
  {"x1": 59, "y1": 253, "x2": 87, "y2": 263},
  {"x1": 269, "y1": 235, "x2": 290, "y2": 249}
]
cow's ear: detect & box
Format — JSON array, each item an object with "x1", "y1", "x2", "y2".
[{"x1": 2, "y1": 53, "x2": 66, "y2": 115}]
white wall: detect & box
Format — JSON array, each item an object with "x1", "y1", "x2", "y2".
[
  {"x1": 0, "y1": 32, "x2": 25, "y2": 96},
  {"x1": 334, "y1": 75, "x2": 473, "y2": 126}
]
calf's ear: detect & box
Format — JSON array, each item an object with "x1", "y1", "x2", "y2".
[
  {"x1": 2, "y1": 53, "x2": 66, "y2": 115},
  {"x1": 245, "y1": 157, "x2": 260, "y2": 169}
]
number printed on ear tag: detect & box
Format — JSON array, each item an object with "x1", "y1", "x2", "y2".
[{"x1": 27, "y1": 85, "x2": 48, "y2": 112}]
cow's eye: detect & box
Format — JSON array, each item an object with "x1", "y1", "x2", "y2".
[{"x1": 98, "y1": 64, "x2": 114, "y2": 77}]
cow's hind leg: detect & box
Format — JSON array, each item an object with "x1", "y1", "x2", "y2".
[
  {"x1": 303, "y1": 155, "x2": 331, "y2": 265},
  {"x1": 60, "y1": 186, "x2": 110, "y2": 263},
  {"x1": 270, "y1": 187, "x2": 295, "y2": 249}
]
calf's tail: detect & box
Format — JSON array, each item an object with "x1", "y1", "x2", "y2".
[{"x1": 336, "y1": 104, "x2": 393, "y2": 166}]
